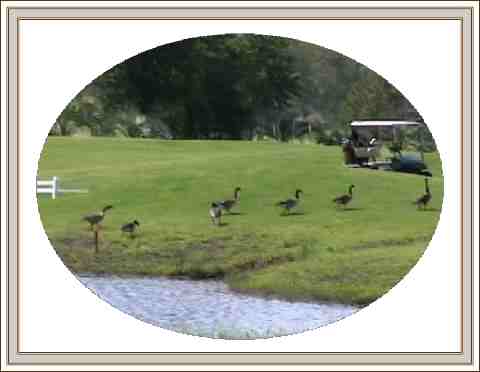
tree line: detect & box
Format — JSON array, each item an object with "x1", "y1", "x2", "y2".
[{"x1": 51, "y1": 34, "x2": 435, "y2": 150}]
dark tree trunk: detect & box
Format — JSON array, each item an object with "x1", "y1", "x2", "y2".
[{"x1": 184, "y1": 103, "x2": 197, "y2": 139}]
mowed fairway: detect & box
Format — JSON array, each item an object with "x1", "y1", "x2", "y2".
[{"x1": 38, "y1": 137, "x2": 443, "y2": 305}]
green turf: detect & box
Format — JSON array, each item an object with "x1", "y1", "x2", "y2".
[{"x1": 38, "y1": 137, "x2": 443, "y2": 305}]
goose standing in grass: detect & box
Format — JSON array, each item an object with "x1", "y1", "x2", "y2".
[
  {"x1": 276, "y1": 189, "x2": 303, "y2": 215},
  {"x1": 413, "y1": 178, "x2": 431, "y2": 210},
  {"x1": 218, "y1": 187, "x2": 241, "y2": 213},
  {"x1": 209, "y1": 202, "x2": 222, "y2": 226},
  {"x1": 83, "y1": 205, "x2": 113, "y2": 229},
  {"x1": 333, "y1": 185, "x2": 355, "y2": 208},
  {"x1": 121, "y1": 220, "x2": 140, "y2": 238}
]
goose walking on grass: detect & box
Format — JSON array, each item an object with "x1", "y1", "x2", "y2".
[
  {"x1": 121, "y1": 220, "x2": 140, "y2": 238},
  {"x1": 333, "y1": 185, "x2": 355, "y2": 208},
  {"x1": 413, "y1": 178, "x2": 431, "y2": 210},
  {"x1": 218, "y1": 187, "x2": 241, "y2": 213},
  {"x1": 83, "y1": 205, "x2": 113, "y2": 229},
  {"x1": 276, "y1": 189, "x2": 303, "y2": 215},
  {"x1": 209, "y1": 202, "x2": 222, "y2": 226}
]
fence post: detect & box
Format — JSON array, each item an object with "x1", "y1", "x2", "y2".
[{"x1": 52, "y1": 176, "x2": 58, "y2": 199}]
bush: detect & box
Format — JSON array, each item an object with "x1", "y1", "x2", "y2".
[{"x1": 316, "y1": 128, "x2": 344, "y2": 146}]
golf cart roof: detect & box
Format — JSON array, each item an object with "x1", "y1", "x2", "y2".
[{"x1": 350, "y1": 121, "x2": 421, "y2": 127}]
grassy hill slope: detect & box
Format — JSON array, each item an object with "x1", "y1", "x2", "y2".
[{"x1": 38, "y1": 137, "x2": 443, "y2": 305}]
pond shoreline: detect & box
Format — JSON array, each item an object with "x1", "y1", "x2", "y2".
[
  {"x1": 51, "y1": 230, "x2": 432, "y2": 307},
  {"x1": 78, "y1": 273, "x2": 359, "y2": 339},
  {"x1": 77, "y1": 271, "x2": 361, "y2": 307}
]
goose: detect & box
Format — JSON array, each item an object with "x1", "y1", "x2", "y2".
[
  {"x1": 121, "y1": 220, "x2": 140, "y2": 238},
  {"x1": 218, "y1": 187, "x2": 241, "y2": 213},
  {"x1": 413, "y1": 178, "x2": 431, "y2": 210},
  {"x1": 276, "y1": 189, "x2": 303, "y2": 215},
  {"x1": 209, "y1": 202, "x2": 222, "y2": 226},
  {"x1": 333, "y1": 185, "x2": 355, "y2": 208},
  {"x1": 83, "y1": 205, "x2": 113, "y2": 229}
]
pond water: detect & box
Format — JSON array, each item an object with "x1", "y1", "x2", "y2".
[{"x1": 79, "y1": 274, "x2": 358, "y2": 339}]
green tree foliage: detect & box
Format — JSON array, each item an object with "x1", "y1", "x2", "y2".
[
  {"x1": 52, "y1": 34, "x2": 435, "y2": 150},
  {"x1": 88, "y1": 34, "x2": 301, "y2": 140},
  {"x1": 340, "y1": 71, "x2": 414, "y2": 124}
]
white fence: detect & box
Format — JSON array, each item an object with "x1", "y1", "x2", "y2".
[
  {"x1": 37, "y1": 177, "x2": 58, "y2": 199},
  {"x1": 37, "y1": 177, "x2": 88, "y2": 199}
]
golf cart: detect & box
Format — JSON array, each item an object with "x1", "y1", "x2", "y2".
[{"x1": 342, "y1": 121, "x2": 432, "y2": 176}]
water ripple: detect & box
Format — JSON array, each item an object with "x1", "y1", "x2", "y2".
[{"x1": 79, "y1": 274, "x2": 358, "y2": 339}]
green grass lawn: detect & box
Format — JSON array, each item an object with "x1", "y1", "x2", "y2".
[{"x1": 38, "y1": 137, "x2": 443, "y2": 305}]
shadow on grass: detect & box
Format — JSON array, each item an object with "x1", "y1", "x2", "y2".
[
  {"x1": 280, "y1": 211, "x2": 306, "y2": 216},
  {"x1": 420, "y1": 207, "x2": 441, "y2": 212},
  {"x1": 338, "y1": 207, "x2": 364, "y2": 211},
  {"x1": 225, "y1": 212, "x2": 244, "y2": 216}
]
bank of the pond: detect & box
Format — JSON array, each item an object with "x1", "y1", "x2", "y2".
[
  {"x1": 78, "y1": 274, "x2": 358, "y2": 339},
  {"x1": 53, "y1": 235, "x2": 431, "y2": 305}
]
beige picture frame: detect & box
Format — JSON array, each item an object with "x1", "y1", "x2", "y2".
[{"x1": 3, "y1": 4, "x2": 475, "y2": 369}]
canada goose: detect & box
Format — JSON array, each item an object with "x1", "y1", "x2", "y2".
[
  {"x1": 276, "y1": 189, "x2": 303, "y2": 215},
  {"x1": 209, "y1": 202, "x2": 222, "y2": 226},
  {"x1": 333, "y1": 185, "x2": 355, "y2": 208},
  {"x1": 413, "y1": 178, "x2": 431, "y2": 209},
  {"x1": 218, "y1": 187, "x2": 241, "y2": 213},
  {"x1": 83, "y1": 205, "x2": 113, "y2": 229},
  {"x1": 121, "y1": 220, "x2": 140, "y2": 238}
]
